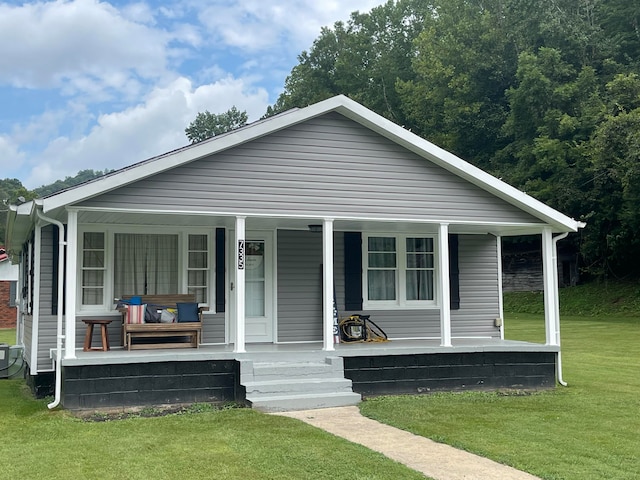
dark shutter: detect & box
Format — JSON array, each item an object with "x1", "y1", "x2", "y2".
[
  {"x1": 449, "y1": 234, "x2": 460, "y2": 310},
  {"x1": 51, "y1": 224, "x2": 67, "y2": 315},
  {"x1": 215, "y1": 228, "x2": 226, "y2": 313},
  {"x1": 344, "y1": 232, "x2": 363, "y2": 311}
]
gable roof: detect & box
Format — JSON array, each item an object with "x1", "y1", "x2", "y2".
[{"x1": 10, "y1": 95, "x2": 583, "y2": 238}]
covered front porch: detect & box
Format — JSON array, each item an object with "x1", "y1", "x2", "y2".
[{"x1": 59, "y1": 210, "x2": 565, "y2": 356}]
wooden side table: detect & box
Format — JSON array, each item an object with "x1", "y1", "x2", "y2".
[{"x1": 82, "y1": 319, "x2": 113, "y2": 352}]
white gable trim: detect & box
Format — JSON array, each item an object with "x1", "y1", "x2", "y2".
[{"x1": 39, "y1": 95, "x2": 583, "y2": 232}]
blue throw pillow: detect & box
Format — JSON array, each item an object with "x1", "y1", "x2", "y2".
[{"x1": 177, "y1": 302, "x2": 200, "y2": 322}]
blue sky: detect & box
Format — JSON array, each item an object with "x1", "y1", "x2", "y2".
[{"x1": 0, "y1": 0, "x2": 384, "y2": 189}]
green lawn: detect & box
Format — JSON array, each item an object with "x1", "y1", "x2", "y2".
[
  {"x1": 360, "y1": 313, "x2": 640, "y2": 480},
  {"x1": 0, "y1": 328, "x2": 16, "y2": 345},
  {"x1": 0, "y1": 381, "x2": 425, "y2": 480}
]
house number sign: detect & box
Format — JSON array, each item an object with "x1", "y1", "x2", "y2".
[{"x1": 238, "y1": 240, "x2": 245, "y2": 269}]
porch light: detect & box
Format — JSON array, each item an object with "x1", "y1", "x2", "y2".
[{"x1": 308, "y1": 224, "x2": 323, "y2": 233}]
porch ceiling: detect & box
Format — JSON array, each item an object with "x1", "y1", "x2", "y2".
[{"x1": 77, "y1": 210, "x2": 548, "y2": 236}]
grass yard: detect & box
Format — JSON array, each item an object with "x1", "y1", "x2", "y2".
[
  {"x1": 0, "y1": 381, "x2": 426, "y2": 480},
  {"x1": 0, "y1": 328, "x2": 16, "y2": 345},
  {"x1": 360, "y1": 313, "x2": 640, "y2": 480}
]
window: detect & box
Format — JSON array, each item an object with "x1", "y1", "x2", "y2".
[
  {"x1": 81, "y1": 232, "x2": 105, "y2": 305},
  {"x1": 79, "y1": 229, "x2": 212, "y2": 309},
  {"x1": 113, "y1": 233, "x2": 178, "y2": 299},
  {"x1": 187, "y1": 234, "x2": 209, "y2": 303},
  {"x1": 9, "y1": 281, "x2": 17, "y2": 307},
  {"x1": 365, "y1": 235, "x2": 435, "y2": 308}
]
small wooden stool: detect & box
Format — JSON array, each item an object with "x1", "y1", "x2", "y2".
[{"x1": 82, "y1": 319, "x2": 113, "y2": 352}]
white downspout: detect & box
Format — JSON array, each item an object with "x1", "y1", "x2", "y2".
[
  {"x1": 36, "y1": 209, "x2": 66, "y2": 409},
  {"x1": 552, "y1": 232, "x2": 569, "y2": 387}
]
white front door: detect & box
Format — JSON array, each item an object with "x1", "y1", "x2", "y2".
[{"x1": 230, "y1": 232, "x2": 274, "y2": 343}]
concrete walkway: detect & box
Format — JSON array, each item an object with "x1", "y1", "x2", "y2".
[{"x1": 274, "y1": 406, "x2": 541, "y2": 480}]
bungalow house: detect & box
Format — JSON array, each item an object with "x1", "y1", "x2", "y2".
[{"x1": 4, "y1": 95, "x2": 583, "y2": 411}]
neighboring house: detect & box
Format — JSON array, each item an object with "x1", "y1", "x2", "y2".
[
  {"x1": 0, "y1": 247, "x2": 18, "y2": 329},
  {"x1": 4, "y1": 96, "x2": 583, "y2": 411}
]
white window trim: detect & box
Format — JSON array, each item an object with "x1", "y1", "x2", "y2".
[
  {"x1": 77, "y1": 225, "x2": 215, "y2": 314},
  {"x1": 363, "y1": 233, "x2": 439, "y2": 310}
]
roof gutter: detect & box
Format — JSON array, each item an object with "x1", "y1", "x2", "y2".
[
  {"x1": 35, "y1": 208, "x2": 66, "y2": 409},
  {"x1": 553, "y1": 232, "x2": 570, "y2": 387}
]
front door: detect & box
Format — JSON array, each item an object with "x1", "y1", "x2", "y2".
[{"x1": 230, "y1": 232, "x2": 274, "y2": 343}]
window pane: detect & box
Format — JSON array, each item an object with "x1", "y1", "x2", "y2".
[
  {"x1": 83, "y1": 270, "x2": 104, "y2": 287},
  {"x1": 368, "y1": 237, "x2": 395, "y2": 252},
  {"x1": 82, "y1": 288, "x2": 103, "y2": 305},
  {"x1": 407, "y1": 253, "x2": 434, "y2": 268},
  {"x1": 188, "y1": 252, "x2": 207, "y2": 268},
  {"x1": 83, "y1": 232, "x2": 104, "y2": 249},
  {"x1": 189, "y1": 234, "x2": 207, "y2": 250},
  {"x1": 368, "y1": 270, "x2": 396, "y2": 300},
  {"x1": 369, "y1": 252, "x2": 396, "y2": 268},
  {"x1": 188, "y1": 270, "x2": 207, "y2": 286},
  {"x1": 406, "y1": 237, "x2": 433, "y2": 253},
  {"x1": 188, "y1": 287, "x2": 207, "y2": 304},
  {"x1": 83, "y1": 250, "x2": 104, "y2": 268},
  {"x1": 406, "y1": 270, "x2": 434, "y2": 300}
]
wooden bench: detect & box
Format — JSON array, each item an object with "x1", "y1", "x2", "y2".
[{"x1": 120, "y1": 294, "x2": 207, "y2": 351}]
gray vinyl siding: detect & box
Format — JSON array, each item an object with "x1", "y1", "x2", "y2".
[
  {"x1": 37, "y1": 225, "x2": 57, "y2": 372},
  {"x1": 277, "y1": 230, "x2": 323, "y2": 342},
  {"x1": 79, "y1": 113, "x2": 543, "y2": 225},
  {"x1": 451, "y1": 235, "x2": 501, "y2": 338},
  {"x1": 23, "y1": 315, "x2": 32, "y2": 369},
  {"x1": 202, "y1": 312, "x2": 225, "y2": 344}
]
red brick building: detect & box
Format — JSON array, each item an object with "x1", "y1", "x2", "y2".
[{"x1": 0, "y1": 247, "x2": 18, "y2": 328}]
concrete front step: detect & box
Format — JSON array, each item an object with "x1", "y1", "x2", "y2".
[
  {"x1": 248, "y1": 391, "x2": 362, "y2": 413},
  {"x1": 251, "y1": 362, "x2": 343, "y2": 380},
  {"x1": 244, "y1": 377, "x2": 354, "y2": 396},
  {"x1": 240, "y1": 355, "x2": 361, "y2": 412}
]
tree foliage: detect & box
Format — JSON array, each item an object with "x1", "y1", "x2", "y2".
[
  {"x1": 185, "y1": 106, "x2": 248, "y2": 143},
  {"x1": 268, "y1": 0, "x2": 640, "y2": 278}
]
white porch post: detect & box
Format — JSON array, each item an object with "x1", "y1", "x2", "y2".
[
  {"x1": 542, "y1": 227, "x2": 559, "y2": 346},
  {"x1": 438, "y1": 223, "x2": 452, "y2": 347},
  {"x1": 234, "y1": 216, "x2": 246, "y2": 353},
  {"x1": 322, "y1": 218, "x2": 335, "y2": 351},
  {"x1": 64, "y1": 209, "x2": 78, "y2": 359}
]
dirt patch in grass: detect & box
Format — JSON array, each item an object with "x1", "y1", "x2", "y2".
[{"x1": 76, "y1": 401, "x2": 244, "y2": 422}]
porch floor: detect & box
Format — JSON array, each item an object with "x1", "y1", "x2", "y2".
[{"x1": 59, "y1": 338, "x2": 558, "y2": 367}]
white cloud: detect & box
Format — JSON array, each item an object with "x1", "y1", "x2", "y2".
[
  {"x1": 196, "y1": 0, "x2": 383, "y2": 51},
  {"x1": 22, "y1": 76, "x2": 269, "y2": 188},
  {"x1": 0, "y1": 0, "x2": 171, "y2": 93},
  {"x1": 0, "y1": 135, "x2": 27, "y2": 178}
]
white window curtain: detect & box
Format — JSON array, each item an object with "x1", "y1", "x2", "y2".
[{"x1": 114, "y1": 234, "x2": 178, "y2": 298}]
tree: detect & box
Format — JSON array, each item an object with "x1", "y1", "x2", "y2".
[
  {"x1": 266, "y1": 0, "x2": 429, "y2": 124},
  {"x1": 185, "y1": 106, "x2": 248, "y2": 144}
]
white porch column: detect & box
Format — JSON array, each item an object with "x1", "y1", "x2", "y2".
[
  {"x1": 542, "y1": 228, "x2": 559, "y2": 346},
  {"x1": 234, "y1": 216, "x2": 246, "y2": 353},
  {"x1": 64, "y1": 209, "x2": 78, "y2": 359},
  {"x1": 322, "y1": 218, "x2": 335, "y2": 351},
  {"x1": 438, "y1": 223, "x2": 452, "y2": 347}
]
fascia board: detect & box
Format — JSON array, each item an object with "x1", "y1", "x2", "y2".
[{"x1": 333, "y1": 98, "x2": 583, "y2": 232}]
